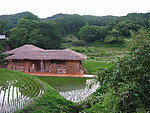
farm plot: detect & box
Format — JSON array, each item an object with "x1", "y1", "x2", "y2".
[
  {"x1": 83, "y1": 60, "x2": 112, "y2": 74},
  {"x1": 0, "y1": 69, "x2": 44, "y2": 113}
]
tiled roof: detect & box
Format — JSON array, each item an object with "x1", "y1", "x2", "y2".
[
  {"x1": 5, "y1": 49, "x2": 87, "y2": 60},
  {"x1": 4, "y1": 44, "x2": 44, "y2": 54}
]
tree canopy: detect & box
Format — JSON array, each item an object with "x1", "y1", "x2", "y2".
[
  {"x1": 79, "y1": 25, "x2": 108, "y2": 42},
  {"x1": 8, "y1": 18, "x2": 61, "y2": 49}
]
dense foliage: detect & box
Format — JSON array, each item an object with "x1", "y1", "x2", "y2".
[
  {"x1": 0, "y1": 12, "x2": 150, "y2": 50},
  {"x1": 0, "y1": 40, "x2": 8, "y2": 66},
  {"x1": 0, "y1": 12, "x2": 34, "y2": 28},
  {"x1": 79, "y1": 25, "x2": 108, "y2": 42},
  {"x1": 8, "y1": 18, "x2": 61, "y2": 49},
  {"x1": 81, "y1": 30, "x2": 150, "y2": 112}
]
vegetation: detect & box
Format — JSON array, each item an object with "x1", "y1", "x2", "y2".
[
  {"x1": 70, "y1": 43, "x2": 127, "y2": 61},
  {"x1": 83, "y1": 60, "x2": 111, "y2": 74},
  {"x1": 0, "y1": 69, "x2": 44, "y2": 112},
  {"x1": 78, "y1": 25, "x2": 108, "y2": 42},
  {"x1": 8, "y1": 17, "x2": 61, "y2": 49},
  {"x1": 0, "y1": 12, "x2": 35, "y2": 28},
  {"x1": 0, "y1": 12, "x2": 149, "y2": 50},
  {"x1": 81, "y1": 30, "x2": 150, "y2": 112},
  {"x1": 16, "y1": 81, "x2": 76, "y2": 113}
]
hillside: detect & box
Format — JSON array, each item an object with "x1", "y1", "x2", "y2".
[
  {"x1": 0, "y1": 12, "x2": 34, "y2": 28},
  {"x1": 0, "y1": 11, "x2": 120, "y2": 29},
  {"x1": 43, "y1": 13, "x2": 68, "y2": 20}
]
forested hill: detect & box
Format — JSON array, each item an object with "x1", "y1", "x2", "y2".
[
  {"x1": 0, "y1": 12, "x2": 34, "y2": 28},
  {"x1": 0, "y1": 12, "x2": 120, "y2": 28},
  {"x1": 0, "y1": 11, "x2": 150, "y2": 50},
  {"x1": 43, "y1": 13, "x2": 120, "y2": 22},
  {"x1": 43, "y1": 13, "x2": 68, "y2": 20},
  {"x1": 0, "y1": 11, "x2": 149, "y2": 32}
]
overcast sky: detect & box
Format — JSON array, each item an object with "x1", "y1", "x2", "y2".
[{"x1": 0, "y1": 0, "x2": 150, "y2": 18}]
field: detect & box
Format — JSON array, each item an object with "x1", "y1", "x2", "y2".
[
  {"x1": 63, "y1": 41, "x2": 127, "y2": 61},
  {"x1": 83, "y1": 60, "x2": 111, "y2": 74},
  {"x1": 38, "y1": 76, "x2": 99, "y2": 102},
  {"x1": 38, "y1": 76, "x2": 89, "y2": 92},
  {"x1": 0, "y1": 69, "x2": 76, "y2": 113}
]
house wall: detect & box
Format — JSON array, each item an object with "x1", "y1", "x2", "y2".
[
  {"x1": 44, "y1": 60, "x2": 84, "y2": 74},
  {"x1": 7, "y1": 60, "x2": 85, "y2": 75},
  {"x1": 7, "y1": 60, "x2": 26, "y2": 72}
]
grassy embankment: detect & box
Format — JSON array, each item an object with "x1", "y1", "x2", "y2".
[
  {"x1": 83, "y1": 60, "x2": 111, "y2": 74},
  {"x1": 0, "y1": 69, "x2": 76, "y2": 113}
]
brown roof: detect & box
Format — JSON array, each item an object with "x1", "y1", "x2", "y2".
[
  {"x1": 5, "y1": 49, "x2": 87, "y2": 60},
  {"x1": 4, "y1": 44, "x2": 44, "y2": 54}
]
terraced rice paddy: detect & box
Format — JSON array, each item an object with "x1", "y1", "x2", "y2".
[{"x1": 0, "y1": 69, "x2": 44, "y2": 113}]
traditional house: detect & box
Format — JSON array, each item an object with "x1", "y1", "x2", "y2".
[{"x1": 5, "y1": 45, "x2": 87, "y2": 75}]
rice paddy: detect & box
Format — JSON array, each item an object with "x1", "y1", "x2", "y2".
[
  {"x1": 0, "y1": 69, "x2": 44, "y2": 113},
  {"x1": 38, "y1": 76, "x2": 100, "y2": 102}
]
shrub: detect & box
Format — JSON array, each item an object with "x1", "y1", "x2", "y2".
[
  {"x1": 63, "y1": 35, "x2": 78, "y2": 43},
  {"x1": 104, "y1": 36, "x2": 125, "y2": 44},
  {"x1": 82, "y1": 30, "x2": 150, "y2": 112},
  {"x1": 0, "y1": 52, "x2": 8, "y2": 66},
  {"x1": 72, "y1": 40, "x2": 85, "y2": 46}
]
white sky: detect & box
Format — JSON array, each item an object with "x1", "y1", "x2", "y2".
[{"x1": 0, "y1": 0, "x2": 150, "y2": 18}]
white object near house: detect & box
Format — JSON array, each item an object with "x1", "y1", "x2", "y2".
[{"x1": 0, "y1": 35, "x2": 7, "y2": 40}]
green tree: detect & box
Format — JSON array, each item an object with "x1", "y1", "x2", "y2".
[
  {"x1": 108, "y1": 29, "x2": 121, "y2": 37},
  {"x1": 57, "y1": 14, "x2": 85, "y2": 34},
  {"x1": 38, "y1": 21, "x2": 61, "y2": 49},
  {"x1": 115, "y1": 20, "x2": 141, "y2": 37},
  {"x1": 8, "y1": 27, "x2": 29, "y2": 48},
  {"x1": 23, "y1": 13, "x2": 39, "y2": 21},
  {"x1": 0, "y1": 21, "x2": 8, "y2": 34},
  {"x1": 8, "y1": 19, "x2": 61, "y2": 49},
  {"x1": 79, "y1": 25, "x2": 108, "y2": 42}
]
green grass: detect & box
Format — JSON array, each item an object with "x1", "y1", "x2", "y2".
[
  {"x1": 83, "y1": 60, "x2": 112, "y2": 74},
  {"x1": 0, "y1": 69, "x2": 76, "y2": 113}
]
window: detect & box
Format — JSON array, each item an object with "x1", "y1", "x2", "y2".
[{"x1": 57, "y1": 69, "x2": 66, "y2": 74}]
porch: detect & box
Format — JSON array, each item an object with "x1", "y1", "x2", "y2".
[{"x1": 26, "y1": 72, "x2": 95, "y2": 78}]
